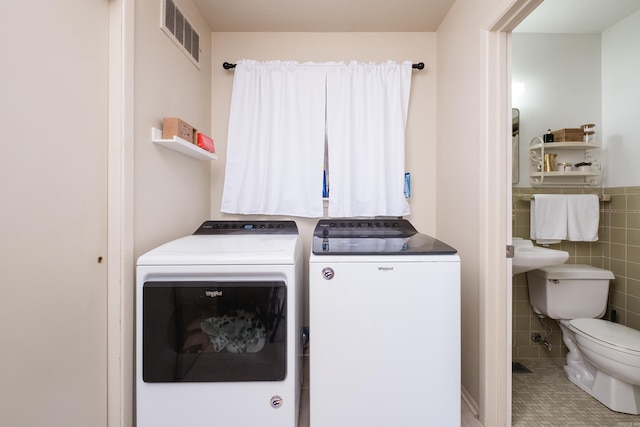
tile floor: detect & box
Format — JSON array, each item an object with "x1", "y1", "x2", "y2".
[{"x1": 512, "y1": 359, "x2": 640, "y2": 427}]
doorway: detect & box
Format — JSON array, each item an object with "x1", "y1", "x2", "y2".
[{"x1": 510, "y1": 1, "x2": 640, "y2": 424}]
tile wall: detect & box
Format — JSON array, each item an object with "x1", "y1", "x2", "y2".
[{"x1": 512, "y1": 186, "x2": 640, "y2": 360}]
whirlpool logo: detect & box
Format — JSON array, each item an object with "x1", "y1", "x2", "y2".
[
  {"x1": 205, "y1": 290, "x2": 223, "y2": 298},
  {"x1": 378, "y1": 266, "x2": 394, "y2": 272}
]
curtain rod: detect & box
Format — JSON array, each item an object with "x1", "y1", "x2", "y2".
[{"x1": 222, "y1": 61, "x2": 425, "y2": 70}]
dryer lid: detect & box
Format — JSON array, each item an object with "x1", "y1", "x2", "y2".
[{"x1": 569, "y1": 318, "x2": 640, "y2": 353}]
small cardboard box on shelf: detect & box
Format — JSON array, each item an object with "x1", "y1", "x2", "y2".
[{"x1": 163, "y1": 118, "x2": 197, "y2": 144}]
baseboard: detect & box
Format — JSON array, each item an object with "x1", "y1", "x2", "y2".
[{"x1": 461, "y1": 385, "x2": 480, "y2": 417}]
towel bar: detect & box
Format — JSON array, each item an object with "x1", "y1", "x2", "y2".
[{"x1": 515, "y1": 194, "x2": 610, "y2": 202}]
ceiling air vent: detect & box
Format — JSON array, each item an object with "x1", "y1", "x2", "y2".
[{"x1": 161, "y1": 0, "x2": 200, "y2": 68}]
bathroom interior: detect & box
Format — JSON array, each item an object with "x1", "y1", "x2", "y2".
[{"x1": 510, "y1": 1, "x2": 640, "y2": 425}]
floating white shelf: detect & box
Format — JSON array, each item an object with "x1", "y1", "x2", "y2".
[
  {"x1": 529, "y1": 141, "x2": 600, "y2": 150},
  {"x1": 151, "y1": 127, "x2": 218, "y2": 161}
]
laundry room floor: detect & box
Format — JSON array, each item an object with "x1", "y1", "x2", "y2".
[
  {"x1": 298, "y1": 354, "x2": 309, "y2": 427},
  {"x1": 512, "y1": 359, "x2": 640, "y2": 426},
  {"x1": 298, "y1": 353, "x2": 483, "y2": 427}
]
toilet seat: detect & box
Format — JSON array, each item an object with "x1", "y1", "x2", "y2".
[{"x1": 569, "y1": 318, "x2": 640, "y2": 358}]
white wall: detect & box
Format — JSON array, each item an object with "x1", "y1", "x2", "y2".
[
  {"x1": 602, "y1": 10, "x2": 640, "y2": 187},
  {"x1": 209, "y1": 32, "x2": 437, "y2": 324},
  {"x1": 513, "y1": 12, "x2": 640, "y2": 189},
  {"x1": 512, "y1": 33, "x2": 602, "y2": 188},
  {"x1": 134, "y1": 0, "x2": 213, "y2": 256}
]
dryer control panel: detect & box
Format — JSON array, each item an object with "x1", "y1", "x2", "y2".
[{"x1": 194, "y1": 220, "x2": 299, "y2": 235}]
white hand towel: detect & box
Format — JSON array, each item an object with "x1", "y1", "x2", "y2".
[
  {"x1": 567, "y1": 194, "x2": 599, "y2": 241},
  {"x1": 530, "y1": 194, "x2": 567, "y2": 244}
]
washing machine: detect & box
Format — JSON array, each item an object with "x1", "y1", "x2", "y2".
[
  {"x1": 309, "y1": 219, "x2": 460, "y2": 427},
  {"x1": 136, "y1": 220, "x2": 303, "y2": 427}
]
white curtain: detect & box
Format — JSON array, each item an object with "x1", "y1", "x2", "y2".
[
  {"x1": 221, "y1": 60, "x2": 412, "y2": 218},
  {"x1": 326, "y1": 61, "x2": 412, "y2": 217},
  {"x1": 220, "y1": 60, "x2": 327, "y2": 217}
]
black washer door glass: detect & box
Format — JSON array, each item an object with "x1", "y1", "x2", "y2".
[{"x1": 143, "y1": 281, "x2": 286, "y2": 382}]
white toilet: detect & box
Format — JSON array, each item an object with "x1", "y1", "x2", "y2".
[{"x1": 527, "y1": 264, "x2": 640, "y2": 415}]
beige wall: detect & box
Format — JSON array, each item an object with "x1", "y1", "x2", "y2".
[
  {"x1": 134, "y1": 0, "x2": 213, "y2": 256},
  {"x1": 209, "y1": 32, "x2": 437, "y2": 324},
  {"x1": 437, "y1": 3, "x2": 482, "y2": 411},
  {"x1": 437, "y1": 0, "x2": 522, "y2": 424}
]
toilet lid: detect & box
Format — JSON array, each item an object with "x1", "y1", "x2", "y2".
[{"x1": 569, "y1": 318, "x2": 640, "y2": 353}]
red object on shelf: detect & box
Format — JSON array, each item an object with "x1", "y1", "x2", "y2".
[{"x1": 197, "y1": 133, "x2": 215, "y2": 153}]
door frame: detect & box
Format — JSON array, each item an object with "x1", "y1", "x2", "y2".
[
  {"x1": 483, "y1": 1, "x2": 542, "y2": 426},
  {"x1": 107, "y1": 0, "x2": 135, "y2": 426}
]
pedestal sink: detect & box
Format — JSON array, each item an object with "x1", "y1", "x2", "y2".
[{"x1": 512, "y1": 238, "x2": 569, "y2": 275}]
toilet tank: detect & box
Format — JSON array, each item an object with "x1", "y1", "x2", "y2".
[{"x1": 526, "y1": 264, "x2": 614, "y2": 320}]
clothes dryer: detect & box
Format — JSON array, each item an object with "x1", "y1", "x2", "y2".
[{"x1": 136, "y1": 221, "x2": 303, "y2": 427}]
